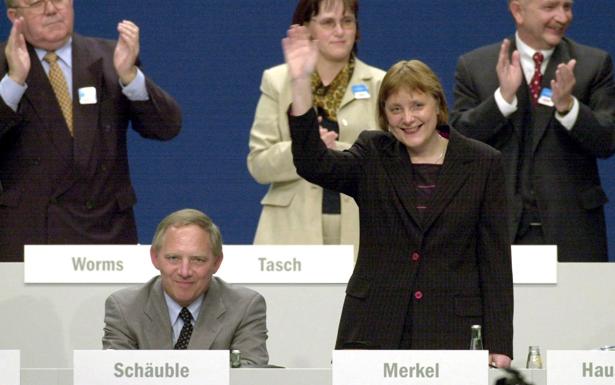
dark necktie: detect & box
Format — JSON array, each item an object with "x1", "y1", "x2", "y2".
[
  {"x1": 43, "y1": 51, "x2": 73, "y2": 135},
  {"x1": 174, "y1": 307, "x2": 193, "y2": 350},
  {"x1": 530, "y1": 51, "x2": 544, "y2": 106}
]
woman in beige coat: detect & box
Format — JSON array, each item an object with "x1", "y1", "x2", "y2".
[{"x1": 247, "y1": 0, "x2": 384, "y2": 253}]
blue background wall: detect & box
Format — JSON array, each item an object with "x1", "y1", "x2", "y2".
[{"x1": 3, "y1": 1, "x2": 615, "y2": 260}]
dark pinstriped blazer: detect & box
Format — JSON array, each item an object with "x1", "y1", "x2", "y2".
[{"x1": 290, "y1": 109, "x2": 513, "y2": 357}]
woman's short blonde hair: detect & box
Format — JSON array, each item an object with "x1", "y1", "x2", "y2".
[{"x1": 377, "y1": 60, "x2": 449, "y2": 131}]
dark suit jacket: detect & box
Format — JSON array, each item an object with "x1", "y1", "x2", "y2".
[
  {"x1": 451, "y1": 37, "x2": 615, "y2": 262},
  {"x1": 103, "y1": 276, "x2": 269, "y2": 367},
  {"x1": 0, "y1": 34, "x2": 181, "y2": 262},
  {"x1": 290, "y1": 109, "x2": 514, "y2": 357}
]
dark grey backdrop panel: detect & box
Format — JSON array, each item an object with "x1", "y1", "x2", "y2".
[{"x1": 3, "y1": 1, "x2": 614, "y2": 260}]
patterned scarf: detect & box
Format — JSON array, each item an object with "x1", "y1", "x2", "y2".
[{"x1": 311, "y1": 56, "x2": 355, "y2": 122}]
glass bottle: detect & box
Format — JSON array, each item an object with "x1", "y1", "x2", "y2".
[
  {"x1": 526, "y1": 346, "x2": 543, "y2": 369},
  {"x1": 470, "y1": 324, "x2": 483, "y2": 350},
  {"x1": 230, "y1": 349, "x2": 242, "y2": 368}
]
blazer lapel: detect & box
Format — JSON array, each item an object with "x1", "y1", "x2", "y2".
[
  {"x1": 189, "y1": 277, "x2": 226, "y2": 349},
  {"x1": 507, "y1": 38, "x2": 528, "y2": 139},
  {"x1": 71, "y1": 34, "x2": 103, "y2": 178},
  {"x1": 22, "y1": 44, "x2": 73, "y2": 168},
  {"x1": 382, "y1": 138, "x2": 423, "y2": 230},
  {"x1": 532, "y1": 42, "x2": 571, "y2": 153},
  {"x1": 421, "y1": 128, "x2": 473, "y2": 231},
  {"x1": 339, "y1": 58, "x2": 376, "y2": 110},
  {"x1": 143, "y1": 277, "x2": 174, "y2": 348}
]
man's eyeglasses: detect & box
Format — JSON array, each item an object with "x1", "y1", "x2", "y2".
[
  {"x1": 11, "y1": 0, "x2": 67, "y2": 15},
  {"x1": 312, "y1": 16, "x2": 356, "y2": 31}
]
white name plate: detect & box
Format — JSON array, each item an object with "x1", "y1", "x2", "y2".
[
  {"x1": 217, "y1": 245, "x2": 354, "y2": 283},
  {"x1": 511, "y1": 245, "x2": 557, "y2": 284},
  {"x1": 332, "y1": 350, "x2": 488, "y2": 385},
  {"x1": 547, "y1": 350, "x2": 615, "y2": 385},
  {"x1": 24, "y1": 244, "x2": 354, "y2": 283},
  {"x1": 0, "y1": 350, "x2": 20, "y2": 385},
  {"x1": 74, "y1": 350, "x2": 229, "y2": 385},
  {"x1": 25, "y1": 245, "x2": 157, "y2": 283}
]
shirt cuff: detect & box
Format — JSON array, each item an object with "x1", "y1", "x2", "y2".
[
  {"x1": 554, "y1": 97, "x2": 579, "y2": 130},
  {"x1": 494, "y1": 87, "x2": 518, "y2": 117},
  {"x1": 120, "y1": 68, "x2": 149, "y2": 101},
  {"x1": 0, "y1": 74, "x2": 28, "y2": 112}
]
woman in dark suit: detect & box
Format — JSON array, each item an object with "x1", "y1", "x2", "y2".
[{"x1": 284, "y1": 25, "x2": 514, "y2": 367}]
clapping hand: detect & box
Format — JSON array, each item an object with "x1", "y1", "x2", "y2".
[
  {"x1": 5, "y1": 17, "x2": 30, "y2": 85},
  {"x1": 551, "y1": 59, "x2": 576, "y2": 114},
  {"x1": 496, "y1": 39, "x2": 522, "y2": 104},
  {"x1": 114, "y1": 20, "x2": 140, "y2": 85}
]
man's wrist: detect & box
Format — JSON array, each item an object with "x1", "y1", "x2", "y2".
[{"x1": 556, "y1": 97, "x2": 574, "y2": 115}]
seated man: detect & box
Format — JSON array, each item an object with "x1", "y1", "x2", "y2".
[{"x1": 102, "y1": 208, "x2": 268, "y2": 367}]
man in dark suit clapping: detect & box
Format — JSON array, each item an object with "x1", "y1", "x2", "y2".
[
  {"x1": 452, "y1": 0, "x2": 615, "y2": 262},
  {"x1": 0, "y1": 0, "x2": 182, "y2": 261}
]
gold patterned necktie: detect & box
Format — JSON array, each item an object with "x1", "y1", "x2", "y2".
[{"x1": 43, "y1": 51, "x2": 73, "y2": 135}]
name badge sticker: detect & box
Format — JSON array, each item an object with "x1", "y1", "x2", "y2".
[
  {"x1": 352, "y1": 84, "x2": 370, "y2": 99},
  {"x1": 538, "y1": 87, "x2": 554, "y2": 107},
  {"x1": 79, "y1": 87, "x2": 97, "y2": 104}
]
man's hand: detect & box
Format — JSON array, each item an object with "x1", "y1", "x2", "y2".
[
  {"x1": 114, "y1": 20, "x2": 140, "y2": 85},
  {"x1": 496, "y1": 39, "x2": 522, "y2": 104},
  {"x1": 551, "y1": 59, "x2": 576, "y2": 114},
  {"x1": 5, "y1": 17, "x2": 31, "y2": 85},
  {"x1": 489, "y1": 353, "x2": 512, "y2": 368}
]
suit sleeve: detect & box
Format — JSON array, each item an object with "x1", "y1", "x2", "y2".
[
  {"x1": 477, "y1": 154, "x2": 514, "y2": 358},
  {"x1": 564, "y1": 53, "x2": 615, "y2": 158},
  {"x1": 128, "y1": 76, "x2": 182, "y2": 141},
  {"x1": 231, "y1": 292, "x2": 269, "y2": 367},
  {"x1": 0, "y1": 96, "x2": 23, "y2": 141},
  {"x1": 102, "y1": 294, "x2": 138, "y2": 350},
  {"x1": 0, "y1": 54, "x2": 25, "y2": 141},
  {"x1": 247, "y1": 69, "x2": 302, "y2": 184},
  {"x1": 289, "y1": 108, "x2": 366, "y2": 198},
  {"x1": 450, "y1": 55, "x2": 511, "y2": 143}
]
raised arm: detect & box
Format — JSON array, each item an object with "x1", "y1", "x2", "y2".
[{"x1": 282, "y1": 25, "x2": 317, "y2": 117}]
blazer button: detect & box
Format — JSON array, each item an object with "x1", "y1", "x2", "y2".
[
  {"x1": 85, "y1": 201, "x2": 95, "y2": 210},
  {"x1": 411, "y1": 252, "x2": 420, "y2": 262},
  {"x1": 414, "y1": 291, "x2": 423, "y2": 300}
]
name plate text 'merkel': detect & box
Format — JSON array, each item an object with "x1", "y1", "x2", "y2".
[
  {"x1": 332, "y1": 350, "x2": 488, "y2": 385},
  {"x1": 24, "y1": 245, "x2": 354, "y2": 283},
  {"x1": 73, "y1": 350, "x2": 228, "y2": 385}
]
